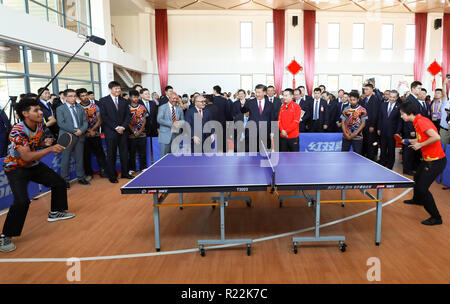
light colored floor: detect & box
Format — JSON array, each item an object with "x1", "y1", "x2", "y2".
[{"x1": 0, "y1": 161, "x2": 449, "y2": 284}]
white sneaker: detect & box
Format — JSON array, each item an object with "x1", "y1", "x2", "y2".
[
  {"x1": 48, "y1": 211, "x2": 76, "y2": 222},
  {"x1": 0, "y1": 236, "x2": 16, "y2": 253},
  {"x1": 128, "y1": 170, "x2": 135, "y2": 175}
]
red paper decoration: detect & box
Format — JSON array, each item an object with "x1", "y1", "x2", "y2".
[
  {"x1": 427, "y1": 60, "x2": 442, "y2": 76},
  {"x1": 286, "y1": 59, "x2": 303, "y2": 75}
]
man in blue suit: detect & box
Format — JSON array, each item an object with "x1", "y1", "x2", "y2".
[
  {"x1": 377, "y1": 90, "x2": 402, "y2": 169},
  {"x1": 185, "y1": 95, "x2": 215, "y2": 154},
  {"x1": 241, "y1": 84, "x2": 277, "y2": 152}
]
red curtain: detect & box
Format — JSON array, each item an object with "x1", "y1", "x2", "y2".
[
  {"x1": 443, "y1": 13, "x2": 450, "y2": 98},
  {"x1": 155, "y1": 9, "x2": 168, "y2": 95},
  {"x1": 303, "y1": 10, "x2": 316, "y2": 96},
  {"x1": 414, "y1": 13, "x2": 427, "y2": 82},
  {"x1": 273, "y1": 9, "x2": 285, "y2": 95}
]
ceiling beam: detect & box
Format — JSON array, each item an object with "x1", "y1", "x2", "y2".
[
  {"x1": 179, "y1": 0, "x2": 198, "y2": 9},
  {"x1": 398, "y1": 0, "x2": 413, "y2": 13},
  {"x1": 202, "y1": 1, "x2": 227, "y2": 9},
  {"x1": 350, "y1": 0, "x2": 368, "y2": 11},
  {"x1": 227, "y1": 0, "x2": 252, "y2": 9}
]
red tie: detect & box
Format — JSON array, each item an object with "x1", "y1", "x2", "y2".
[
  {"x1": 199, "y1": 109, "x2": 202, "y2": 119},
  {"x1": 258, "y1": 100, "x2": 263, "y2": 115}
]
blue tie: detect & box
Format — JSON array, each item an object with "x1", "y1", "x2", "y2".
[{"x1": 314, "y1": 100, "x2": 319, "y2": 120}]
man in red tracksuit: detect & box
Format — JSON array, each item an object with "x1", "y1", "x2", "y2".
[{"x1": 278, "y1": 88, "x2": 302, "y2": 152}]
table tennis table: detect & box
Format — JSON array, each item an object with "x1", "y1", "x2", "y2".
[{"x1": 121, "y1": 151, "x2": 414, "y2": 256}]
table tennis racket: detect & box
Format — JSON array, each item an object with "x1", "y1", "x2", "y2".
[{"x1": 57, "y1": 133, "x2": 73, "y2": 148}]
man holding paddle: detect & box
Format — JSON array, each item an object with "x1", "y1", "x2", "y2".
[{"x1": 0, "y1": 97, "x2": 75, "y2": 253}]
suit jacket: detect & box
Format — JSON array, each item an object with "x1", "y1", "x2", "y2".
[
  {"x1": 267, "y1": 96, "x2": 282, "y2": 121},
  {"x1": 359, "y1": 95, "x2": 380, "y2": 129},
  {"x1": 213, "y1": 95, "x2": 233, "y2": 126},
  {"x1": 241, "y1": 97, "x2": 277, "y2": 137},
  {"x1": 157, "y1": 102, "x2": 184, "y2": 145},
  {"x1": 56, "y1": 103, "x2": 88, "y2": 138},
  {"x1": 336, "y1": 101, "x2": 350, "y2": 123},
  {"x1": 325, "y1": 99, "x2": 339, "y2": 131},
  {"x1": 98, "y1": 95, "x2": 131, "y2": 138},
  {"x1": 185, "y1": 107, "x2": 213, "y2": 142},
  {"x1": 141, "y1": 99, "x2": 158, "y2": 137},
  {"x1": 399, "y1": 94, "x2": 421, "y2": 138},
  {"x1": 205, "y1": 103, "x2": 219, "y2": 122},
  {"x1": 310, "y1": 98, "x2": 328, "y2": 127},
  {"x1": 159, "y1": 95, "x2": 169, "y2": 107},
  {"x1": 377, "y1": 101, "x2": 402, "y2": 137}
]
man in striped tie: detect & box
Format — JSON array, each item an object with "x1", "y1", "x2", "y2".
[{"x1": 157, "y1": 91, "x2": 184, "y2": 157}]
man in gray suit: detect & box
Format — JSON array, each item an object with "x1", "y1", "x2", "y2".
[
  {"x1": 56, "y1": 89, "x2": 90, "y2": 188},
  {"x1": 157, "y1": 91, "x2": 184, "y2": 157}
]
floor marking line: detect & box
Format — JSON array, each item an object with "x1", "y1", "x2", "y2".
[{"x1": 0, "y1": 188, "x2": 412, "y2": 263}]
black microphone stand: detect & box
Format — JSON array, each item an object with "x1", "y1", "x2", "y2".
[{"x1": 36, "y1": 36, "x2": 91, "y2": 101}]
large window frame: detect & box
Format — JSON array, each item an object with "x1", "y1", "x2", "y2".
[
  {"x1": 0, "y1": 38, "x2": 101, "y2": 106},
  {"x1": 0, "y1": 0, "x2": 92, "y2": 35}
]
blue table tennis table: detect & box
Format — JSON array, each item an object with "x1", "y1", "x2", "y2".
[{"x1": 121, "y1": 151, "x2": 414, "y2": 256}]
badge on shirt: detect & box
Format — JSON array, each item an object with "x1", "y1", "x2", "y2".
[{"x1": 321, "y1": 106, "x2": 324, "y2": 112}]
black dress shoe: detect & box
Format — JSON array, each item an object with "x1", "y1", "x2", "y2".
[
  {"x1": 121, "y1": 174, "x2": 134, "y2": 179},
  {"x1": 78, "y1": 178, "x2": 90, "y2": 185},
  {"x1": 109, "y1": 178, "x2": 119, "y2": 183},
  {"x1": 421, "y1": 217, "x2": 443, "y2": 226},
  {"x1": 66, "y1": 182, "x2": 70, "y2": 189},
  {"x1": 100, "y1": 169, "x2": 108, "y2": 178},
  {"x1": 403, "y1": 199, "x2": 422, "y2": 206}
]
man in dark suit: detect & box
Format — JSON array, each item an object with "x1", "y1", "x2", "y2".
[
  {"x1": 418, "y1": 88, "x2": 431, "y2": 118},
  {"x1": 37, "y1": 87, "x2": 59, "y2": 138},
  {"x1": 185, "y1": 95, "x2": 215, "y2": 154},
  {"x1": 359, "y1": 83, "x2": 380, "y2": 161},
  {"x1": 213, "y1": 85, "x2": 233, "y2": 152},
  {"x1": 266, "y1": 85, "x2": 282, "y2": 121},
  {"x1": 324, "y1": 92, "x2": 339, "y2": 132},
  {"x1": 377, "y1": 90, "x2": 402, "y2": 169},
  {"x1": 232, "y1": 90, "x2": 250, "y2": 152},
  {"x1": 241, "y1": 84, "x2": 277, "y2": 151},
  {"x1": 158, "y1": 85, "x2": 173, "y2": 107},
  {"x1": 0, "y1": 107, "x2": 12, "y2": 157},
  {"x1": 400, "y1": 81, "x2": 423, "y2": 175},
  {"x1": 336, "y1": 92, "x2": 350, "y2": 131},
  {"x1": 98, "y1": 81, "x2": 133, "y2": 183},
  {"x1": 297, "y1": 86, "x2": 313, "y2": 132},
  {"x1": 310, "y1": 87, "x2": 328, "y2": 132},
  {"x1": 140, "y1": 88, "x2": 158, "y2": 137}
]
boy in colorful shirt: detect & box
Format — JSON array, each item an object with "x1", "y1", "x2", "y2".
[
  {"x1": 78, "y1": 88, "x2": 107, "y2": 180},
  {"x1": 0, "y1": 98, "x2": 74, "y2": 253},
  {"x1": 128, "y1": 90, "x2": 148, "y2": 173},
  {"x1": 399, "y1": 102, "x2": 446, "y2": 226},
  {"x1": 340, "y1": 91, "x2": 368, "y2": 154}
]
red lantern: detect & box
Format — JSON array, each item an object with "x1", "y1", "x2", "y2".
[
  {"x1": 427, "y1": 60, "x2": 442, "y2": 91},
  {"x1": 286, "y1": 59, "x2": 303, "y2": 89}
]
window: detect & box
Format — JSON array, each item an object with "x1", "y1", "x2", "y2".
[
  {"x1": 240, "y1": 22, "x2": 252, "y2": 48},
  {"x1": 405, "y1": 24, "x2": 415, "y2": 50},
  {"x1": 315, "y1": 22, "x2": 319, "y2": 49},
  {"x1": 352, "y1": 75, "x2": 363, "y2": 91},
  {"x1": 266, "y1": 22, "x2": 274, "y2": 48},
  {"x1": 0, "y1": 0, "x2": 92, "y2": 35},
  {"x1": 240, "y1": 75, "x2": 253, "y2": 93},
  {"x1": 352, "y1": 23, "x2": 365, "y2": 49},
  {"x1": 0, "y1": 38, "x2": 101, "y2": 118},
  {"x1": 0, "y1": 42, "x2": 25, "y2": 74},
  {"x1": 328, "y1": 23, "x2": 340, "y2": 49},
  {"x1": 313, "y1": 75, "x2": 318, "y2": 89},
  {"x1": 327, "y1": 75, "x2": 339, "y2": 92},
  {"x1": 266, "y1": 75, "x2": 274, "y2": 87},
  {"x1": 381, "y1": 24, "x2": 394, "y2": 49}
]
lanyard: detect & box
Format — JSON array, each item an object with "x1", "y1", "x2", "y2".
[{"x1": 432, "y1": 100, "x2": 442, "y2": 113}]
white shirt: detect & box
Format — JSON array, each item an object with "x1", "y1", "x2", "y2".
[{"x1": 66, "y1": 103, "x2": 79, "y2": 129}]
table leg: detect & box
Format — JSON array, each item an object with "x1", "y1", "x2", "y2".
[
  {"x1": 153, "y1": 193, "x2": 161, "y2": 251},
  {"x1": 375, "y1": 189, "x2": 383, "y2": 246}
]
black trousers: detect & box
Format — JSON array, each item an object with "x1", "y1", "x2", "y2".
[
  {"x1": 412, "y1": 157, "x2": 447, "y2": 219},
  {"x1": 341, "y1": 138, "x2": 363, "y2": 154},
  {"x1": 105, "y1": 133, "x2": 129, "y2": 178},
  {"x1": 128, "y1": 137, "x2": 147, "y2": 171},
  {"x1": 83, "y1": 136, "x2": 107, "y2": 176},
  {"x1": 362, "y1": 127, "x2": 378, "y2": 161},
  {"x1": 402, "y1": 147, "x2": 420, "y2": 173},
  {"x1": 280, "y1": 137, "x2": 299, "y2": 152},
  {"x1": 2, "y1": 162, "x2": 67, "y2": 237},
  {"x1": 310, "y1": 120, "x2": 324, "y2": 132},
  {"x1": 380, "y1": 136, "x2": 396, "y2": 169}
]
